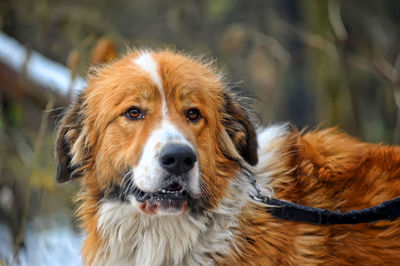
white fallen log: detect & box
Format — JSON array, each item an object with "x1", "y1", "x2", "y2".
[{"x1": 0, "y1": 32, "x2": 86, "y2": 97}]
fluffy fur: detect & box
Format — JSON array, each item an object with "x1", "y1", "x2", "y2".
[{"x1": 56, "y1": 49, "x2": 400, "y2": 265}]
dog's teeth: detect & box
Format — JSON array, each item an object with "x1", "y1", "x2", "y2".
[{"x1": 161, "y1": 189, "x2": 166, "y2": 193}]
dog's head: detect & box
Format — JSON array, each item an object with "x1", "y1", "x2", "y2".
[{"x1": 56, "y1": 50, "x2": 258, "y2": 216}]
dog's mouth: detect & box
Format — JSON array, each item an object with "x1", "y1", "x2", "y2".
[{"x1": 133, "y1": 181, "x2": 191, "y2": 215}]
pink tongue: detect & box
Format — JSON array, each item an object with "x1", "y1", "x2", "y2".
[
  {"x1": 137, "y1": 201, "x2": 160, "y2": 215},
  {"x1": 138, "y1": 199, "x2": 188, "y2": 215}
]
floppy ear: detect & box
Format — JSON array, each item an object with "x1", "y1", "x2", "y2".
[
  {"x1": 221, "y1": 92, "x2": 258, "y2": 166},
  {"x1": 55, "y1": 94, "x2": 87, "y2": 183}
]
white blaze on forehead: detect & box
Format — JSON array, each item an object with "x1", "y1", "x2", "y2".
[
  {"x1": 131, "y1": 52, "x2": 200, "y2": 196},
  {"x1": 133, "y1": 51, "x2": 167, "y2": 116}
]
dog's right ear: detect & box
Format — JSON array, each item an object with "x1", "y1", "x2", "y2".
[{"x1": 55, "y1": 94, "x2": 87, "y2": 183}]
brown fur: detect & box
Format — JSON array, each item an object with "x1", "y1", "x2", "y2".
[
  {"x1": 229, "y1": 129, "x2": 400, "y2": 265},
  {"x1": 56, "y1": 50, "x2": 400, "y2": 265}
]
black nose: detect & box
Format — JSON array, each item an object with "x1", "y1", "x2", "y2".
[{"x1": 159, "y1": 144, "x2": 197, "y2": 175}]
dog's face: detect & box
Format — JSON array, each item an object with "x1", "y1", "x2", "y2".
[{"x1": 56, "y1": 50, "x2": 258, "y2": 216}]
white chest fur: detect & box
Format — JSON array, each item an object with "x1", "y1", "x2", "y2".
[{"x1": 94, "y1": 199, "x2": 239, "y2": 266}]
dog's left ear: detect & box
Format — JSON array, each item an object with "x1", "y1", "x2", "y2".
[{"x1": 221, "y1": 92, "x2": 258, "y2": 166}]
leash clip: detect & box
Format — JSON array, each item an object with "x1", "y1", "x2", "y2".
[{"x1": 242, "y1": 167, "x2": 271, "y2": 204}]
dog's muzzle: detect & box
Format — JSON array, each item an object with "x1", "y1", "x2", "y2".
[{"x1": 131, "y1": 144, "x2": 198, "y2": 215}]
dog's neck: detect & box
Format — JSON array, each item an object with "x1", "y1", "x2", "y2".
[{"x1": 92, "y1": 178, "x2": 250, "y2": 266}]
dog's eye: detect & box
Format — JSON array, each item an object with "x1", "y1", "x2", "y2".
[
  {"x1": 125, "y1": 107, "x2": 143, "y2": 120},
  {"x1": 186, "y1": 108, "x2": 201, "y2": 122}
]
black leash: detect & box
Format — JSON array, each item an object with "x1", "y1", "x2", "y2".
[
  {"x1": 243, "y1": 169, "x2": 400, "y2": 225},
  {"x1": 250, "y1": 193, "x2": 400, "y2": 225}
]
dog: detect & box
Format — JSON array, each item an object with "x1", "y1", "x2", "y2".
[{"x1": 56, "y1": 49, "x2": 400, "y2": 265}]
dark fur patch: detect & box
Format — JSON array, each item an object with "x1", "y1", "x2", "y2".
[
  {"x1": 55, "y1": 94, "x2": 88, "y2": 183},
  {"x1": 221, "y1": 92, "x2": 258, "y2": 165}
]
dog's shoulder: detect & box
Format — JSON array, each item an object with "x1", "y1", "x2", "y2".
[{"x1": 261, "y1": 126, "x2": 400, "y2": 210}]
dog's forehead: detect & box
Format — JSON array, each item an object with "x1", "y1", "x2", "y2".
[
  {"x1": 132, "y1": 51, "x2": 223, "y2": 98},
  {"x1": 85, "y1": 51, "x2": 225, "y2": 124}
]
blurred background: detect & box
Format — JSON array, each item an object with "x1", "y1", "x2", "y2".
[{"x1": 0, "y1": 0, "x2": 399, "y2": 265}]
